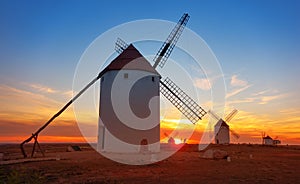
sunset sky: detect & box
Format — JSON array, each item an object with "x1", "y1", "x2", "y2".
[{"x1": 0, "y1": 1, "x2": 299, "y2": 145}]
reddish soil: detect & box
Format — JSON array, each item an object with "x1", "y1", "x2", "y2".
[{"x1": 0, "y1": 143, "x2": 299, "y2": 183}]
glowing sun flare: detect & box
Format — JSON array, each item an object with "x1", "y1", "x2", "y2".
[{"x1": 174, "y1": 138, "x2": 182, "y2": 145}]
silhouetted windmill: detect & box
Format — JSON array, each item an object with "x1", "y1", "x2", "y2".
[
  {"x1": 164, "y1": 132, "x2": 179, "y2": 144},
  {"x1": 209, "y1": 109, "x2": 239, "y2": 144},
  {"x1": 261, "y1": 133, "x2": 281, "y2": 145}
]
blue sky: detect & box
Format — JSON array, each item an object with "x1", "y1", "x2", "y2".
[
  {"x1": 1, "y1": 0, "x2": 299, "y2": 89},
  {"x1": 0, "y1": 0, "x2": 299, "y2": 143}
]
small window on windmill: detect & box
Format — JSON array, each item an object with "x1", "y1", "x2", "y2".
[
  {"x1": 124, "y1": 73, "x2": 128, "y2": 79},
  {"x1": 152, "y1": 76, "x2": 155, "y2": 82}
]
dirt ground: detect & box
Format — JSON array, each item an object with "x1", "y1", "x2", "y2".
[{"x1": 0, "y1": 143, "x2": 299, "y2": 183}]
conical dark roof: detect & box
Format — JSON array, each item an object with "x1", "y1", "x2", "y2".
[
  {"x1": 101, "y1": 44, "x2": 159, "y2": 75},
  {"x1": 263, "y1": 135, "x2": 273, "y2": 140},
  {"x1": 214, "y1": 119, "x2": 229, "y2": 128}
]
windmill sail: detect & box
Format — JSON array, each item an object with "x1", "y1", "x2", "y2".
[
  {"x1": 114, "y1": 13, "x2": 190, "y2": 69},
  {"x1": 230, "y1": 129, "x2": 240, "y2": 139},
  {"x1": 225, "y1": 109, "x2": 238, "y2": 122},
  {"x1": 113, "y1": 14, "x2": 207, "y2": 125},
  {"x1": 115, "y1": 38, "x2": 129, "y2": 54},
  {"x1": 160, "y1": 77, "x2": 206, "y2": 124},
  {"x1": 153, "y1": 13, "x2": 190, "y2": 69}
]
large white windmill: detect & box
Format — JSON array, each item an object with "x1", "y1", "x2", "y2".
[
  {"x1": 97, "y1": 13, "x2": 206, "y2": 153},
  {"x1": 20, "y1": 13, "x2": 228, "y2": 157}
]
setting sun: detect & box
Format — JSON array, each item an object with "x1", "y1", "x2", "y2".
[{"x1": 174, "y1": 138, "x2": 182, "y2": 145}]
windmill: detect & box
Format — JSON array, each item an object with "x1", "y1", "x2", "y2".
[
  {"x1": 19, "y1": 13, "x2": 222, "y2": 157},
  {"x1": 107, "y1": 13, "x2": 212, "y2": 152},
  {"x1": 261, "y1": 133, "x2": 281, "y2": 145},
  {"x1": 164, "y1": 132, "x2": 179, "y2": 144},
  {"x1": 98, "y1": 13, "x2": 208, "y2": 153},
  {"x1": 208, "y1": 109, "x2": 239, "y2": 144},
  {"x1": 273, "y1": 136, "x2": 281, "y2": 145}
]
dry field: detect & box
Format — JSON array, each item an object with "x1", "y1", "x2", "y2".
[{"x1": 0, "y1": 143, "x2": 299, "y2": 183}]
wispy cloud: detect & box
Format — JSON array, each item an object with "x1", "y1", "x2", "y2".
[
  {"x1": 226, "y1": 84, "x2": 252, "y2": 98},
  {"x1": 28, "y1": 83, "x2": 58, "y2": 93},
  {"x1": 193, "y1": 74, "x2": 225, "y2": 91},
  {"x1": 226, "y1": 98, "x2": 256, "y2": 105},
  {"x1": 225, "y1": 74, "x2": 251, "y2": 99},
  {"x1": 279, "y1": 108, "x2": 300, "y2": 116},
  {"x1": 252, "y1": 89, "x2": 271, "y2": 96},
  {"x1": 193, "y1": 78, "x2": 211, "y2": 90},
  {"x1": 227, "y1": 85, "x2": 289, "y2": 106},
  {"x1": 230, "y1": 75, "x2": 248, "y2": 87},
  {"x1": 0, "y1": 84, "x2": 74, "y2": 123},
  {"x1": 23, "y1": 82, "x2": 73, "y2": 99},
  {"x1": 259, "y1": 94, "x2": 287, "y2": 105},
  {"x1": 0, "y1": 84, "x2": 82, "y2": 142},
  {"x1": 63, "y1": 90, "x2": 74, "y2": 98}
]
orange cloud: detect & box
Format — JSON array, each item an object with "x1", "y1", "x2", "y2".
[
  {"x1": 28, "y1": 83, "x2": 58, "y2": 93},
  {"x1": 259, "y1": 94, "x2": 287, "y2": 104},
  {"x1": 0, "y1": 84, "x2": 80, "y2": 141},
  {"x1": 0, "y1": 83, "x2": 299, "y2": 145}
]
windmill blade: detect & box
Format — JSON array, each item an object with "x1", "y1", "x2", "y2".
[
  {"x1": 160, "y1": 77, "x2": 206, "y2": 124},
  {"x1": 261, "y1": 131, "x2": 266, "y2": 138},
  {"x1": 153, "y1": 13, "x2": 190, "y2": 69},
  {"x1": 207, "y1": 110, "x2": 220, "y2": 121},
  {"x1": 114, "y1": 13, "x2": 189, "y2": 68},
  {"x1": 225, "y1": 109, "x2": 238, "y2": 122},
  {"x1": 115, "y1": 37, "x2": 129, "y2": 54},
  {"x1": 230, "y1": 129, "x2": 240, "y2": 139}
]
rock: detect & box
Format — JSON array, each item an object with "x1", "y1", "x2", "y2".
[
  {"x1": 67, "y1": 145, "x2": 81, "y2": 152},
  {"x1": 202, "y1": 149, "x2": 228, "y2": 159},
  {"x1": 202, "y1": 149, "x2": 214, "y2": 159},
  {"x1": 227, "y1": 156, "x2": 231, "y2": 162}
]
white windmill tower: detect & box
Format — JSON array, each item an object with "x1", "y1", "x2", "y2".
[{"x1": 97, "y1": 44, "x2": 161, "y2": 153}]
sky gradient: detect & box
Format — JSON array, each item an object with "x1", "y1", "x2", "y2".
[{"x1": 0, "y1": 0, "x2": 299, "y2": 144}]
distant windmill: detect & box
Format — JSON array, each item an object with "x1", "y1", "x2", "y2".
[
  {"x1": 262, "y1": 132, "x2": 281, "y2": 145},
  {"x1": 164, "y1": 132, "x2": 179, "y2": 144},
  {"x1": 273, "y1": 136, "x2": 281, "y2": 145},
  {"x1": 209, "y1": 109, "x2": 240, "y2": 144}
]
